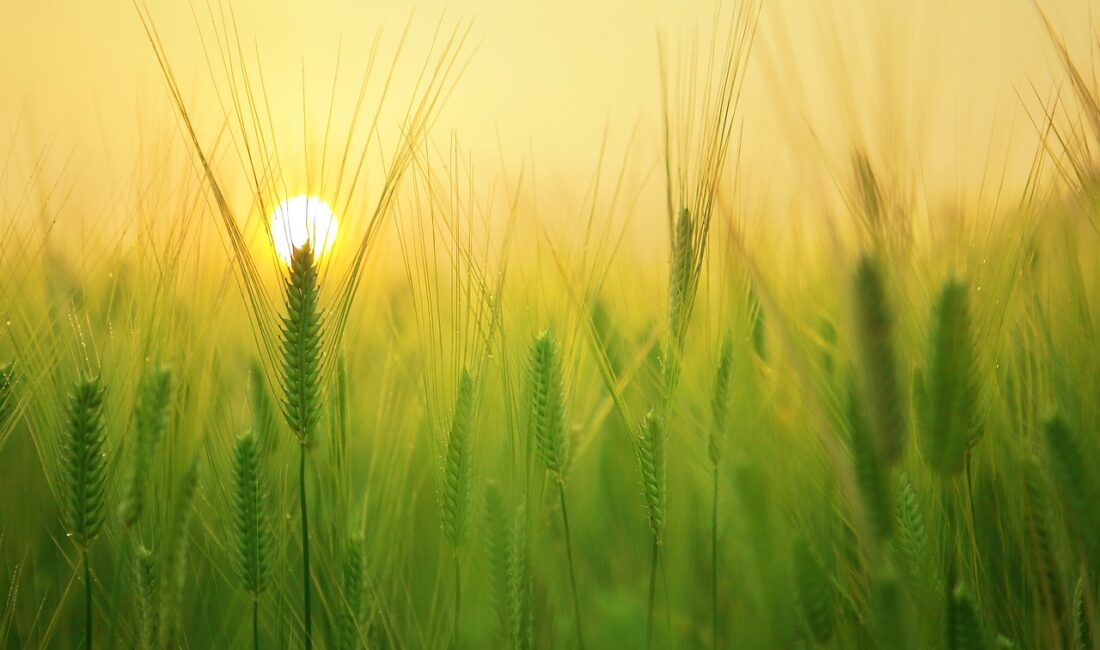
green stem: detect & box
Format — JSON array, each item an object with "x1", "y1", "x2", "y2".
[
  {"x1": 300, "y1": 445, "x2": 313, "y2": 649},
  {"x1": 558, "y1": 483, "x2": 586, "y2": 650},
  {"x1": 83, "y1": 548, "x2": 93, "y2": 650},
  {"x1": 712, "y1": 463, "x2": 719, "y2": 649},
  {"x1": 253, "y1": 597, "x2": 260, "y2": 650},
  {"x1": 647, "y1": 538, "x2": 659, "y2": 649}
]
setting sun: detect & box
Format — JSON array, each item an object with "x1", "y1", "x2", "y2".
[{"x1": 270, "y1": 194, "x2": 339, "y2": 264}]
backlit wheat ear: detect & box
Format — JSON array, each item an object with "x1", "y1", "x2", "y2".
[
  {"x1": 442, "y1": 369, "x2": 475, "y2": 550},
  {"x1": 922, "y1": 279, "x2": 980, "y2": 476},
  {"x1": 281, "y1": 242, "x2": 324, "y2": 649},
  {"x1": 668, "y1": 206, "x2": 694, "y2": 341},
  {"x1": 231, "y1": 431, "x2": 273, "y2": 601},
  {"x1": 639, "y1": 410, "x2": 667, "y2": 545},
  {"x1": 709, "y1": 333, "x2": 734, "y2": 465},
  {"x1": 528, "y1": 330, "x2": 568, "y2": 481},
  {"x1": 852, "y1": 254, "x2": 906, "y2": 466},
  {"x1": 892, "y1": 472, "x2": 931, "y2": 598},
  {"x1": 794, "y1": 537, "x2": 836, "y2": 645},
  {"x1": 119, "y1": 366, "x2": 172, "y2": 527},
  {"x1": 282, "y1": 243, "x2": 324, "y2": 450},
  {"x1": 1042, "y1": 414, "x2": 1100, "y2": 568},
  {"x1": 133, "y1": 543, "x2": 158, "y2": 650}
]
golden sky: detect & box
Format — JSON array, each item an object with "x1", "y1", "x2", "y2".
[{"x1": 0, "y1": 0, "x2": 1094, "y2": 225}]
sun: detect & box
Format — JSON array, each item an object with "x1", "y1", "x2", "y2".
[{"x1": 270, "y1": 194, "x2": 339, "y2": 264}]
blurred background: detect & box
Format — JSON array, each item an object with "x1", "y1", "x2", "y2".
[{"x1": 1, "y1": 0, "x2": 1095, "y2": 234}]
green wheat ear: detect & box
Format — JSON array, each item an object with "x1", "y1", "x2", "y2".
[
  {"x1": 282, "y1": 242, "x2": 324, "y2": 448},
  {"x1": 1042, "y1": 414, "x2": 1100, "y2": 567},
  {"x1": 339, "y1": 535, "x2": 366, "y2": 650},
  {"x1": 949, "y1": 584, "x2": 987, "y2": 650},
  {"x1": 638, "y1": 409, "x2": 667, "y2": 545},
  {"x1": 508, "y1": 503, "x2": 533, "y2": 650},
  {"x1": 133, "y1": 543, "x2": 158, "y2": 650},
  {"x1": 922, "y1": 279, "x2": 980, "y2": 476},
  {"x1": 708, "y1": 333, "x2": 734, "y2": 465},
  {"x1": 119, "y1": 366, "x2": 172, "y2": 527},
  {"x1": 0, "y1": 362, "x2": 16, "y2": 428},
  {"x1": 793, "y1": 537, "x2": 836, "y2": 645},
  {"x1": 249, "y1": 359, "x2": 280, "y2": 455},
  {"x1": 528, "y1": 330, "x2": 568, "y2": 481},
  {"x1": 1022, "y1": 455, "x2": 1067, "y2": 626},
  {"x1": 847, "y1": 380, "x2": 893, "y2": 540},
  {"x1": 668, "y1": 206, "x2": 694, "y2": 340},
  {"x1": 1073, "y1": 575, "x2": 1092, "y2": 650},
  {"x1": 442, "y1": 369, "x2": 475, "y2": 549},
  {"x1": 852, "y1": 253, "x2": 906, "y2": 466},
  {"x1": 160, "y1": 459, "x2": 199, "y2": 649},
  {"x1": 483, "y1": 483, "x2": 510, "y2": 643},
  {"x1": 232, "y1": 430, "x2": 273, "y2": 599},
  {"x1": 61, "y1": 376, "x2": 109, "y2": 549}
]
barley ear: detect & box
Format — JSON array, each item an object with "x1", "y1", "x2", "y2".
[
  {"x1": 708, "y1": 333, "x2": 734, "y2": 465},
  {"x1": 133, "y1": 543, "x2": 158, "y2": 650},
  {"x1": 793, "y1": 537, "x2": 836, "y2": 645},
  {"x1": 339, "y1": 535, "x2": 366, "y2": 650},
  {"x1": 508, "y1": 503, "x2": 533, "y2": 650},
  {"x1": 529, "y1": 330, "x2": 568, "y2": 481},
  {"x1": 668, "y1": 206, "x2": 694, "y2": 341},
  {"x1": 852, "y1": 254, "x2": 906, "y2": 466},
  {"x1": 119, "y1": 366, "x2": 172, "y2": 527},
  {"x1": 232, "y1": 431, "x2": 273, "y2": 598},
  {"x1": 922, "y1": 279, "x2": 980, "y2": 476},
  {"x1": 638, "y1": 410, "x2": 667, "y2": 545},
  {"x1": 61, "y1": 376, "x2": 109, "y2": 549},
  {"x1": 1042, "y1": 414, "x2": 1100, "y2": 568},
  {"x1": 442, "y1": 369, "x2": 475, "y2": 549},
  {"x1": 483, "y1": 483, "x2": 510, "y2": 643},
  {"x1": 847, "y1": 380, "x2": 893, "y2": 540},
  {"x1": 949, "y1": 584, "x2": 987, "y2": 650},
  {"x1": 159, "y1": 459, "x2": 199, "y2": 649},
  {"x1": 281, "y1": 242, "x2": 324, "y2": 448}
]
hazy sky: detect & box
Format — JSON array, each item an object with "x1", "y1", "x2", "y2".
[{"x1": 0, "y1": 0, "x2": 1094, "y2": 222}]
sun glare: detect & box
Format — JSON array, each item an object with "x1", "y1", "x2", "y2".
[{"x1": 270, "y1": 195, "x2": 339, "y2": 264}]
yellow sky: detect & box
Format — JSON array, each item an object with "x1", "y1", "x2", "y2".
[{"x1": 0, "y1": 0, "x2": 1094, "y2": 226}]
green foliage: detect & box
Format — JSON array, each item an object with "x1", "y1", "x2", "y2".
[
  {"x1": 442, "y1": 369, "x2": 475, "y2": 549},
  {"x1": 119, "y1": 366, "x2": 172, "y2": 527},
  {"x1": 528, "y1": 330, "x2": 568, "y2": 481},
  {"x1": 60, "y1": 376, "x2": 109, "y2": 549},
  {"x1": 921, "y1": 279, "x2": 980, "y2": 476}
]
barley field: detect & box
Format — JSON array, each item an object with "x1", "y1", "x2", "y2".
[{"x1": 1, "y1": 1, "x2": 1098, "y2": 648}]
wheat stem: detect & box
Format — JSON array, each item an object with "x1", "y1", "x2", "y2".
[{"x1": 558, "y1": 483, "x2": 585, "y2": 650}]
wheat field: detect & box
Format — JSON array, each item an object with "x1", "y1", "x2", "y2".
[{"x1": 0, "y1": 1, "x2": 1098, "y2": 648}]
